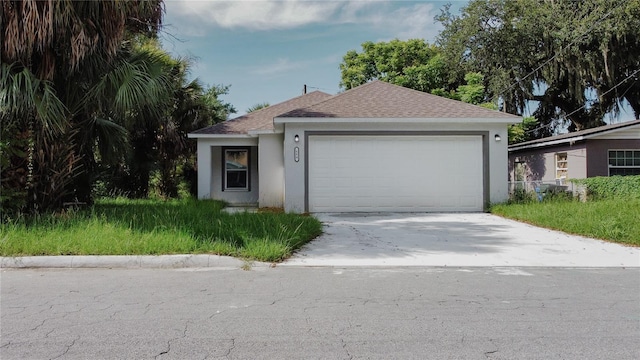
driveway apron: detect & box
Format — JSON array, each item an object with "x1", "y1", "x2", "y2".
[{"x1": 282, "y1": 213, "x2": 640, "y2": 267}]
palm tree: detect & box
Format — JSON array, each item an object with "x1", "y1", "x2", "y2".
[{"x1": 1, "y1": 0, "x2": 165, "y2": 212}]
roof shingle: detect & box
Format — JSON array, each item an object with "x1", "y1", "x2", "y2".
[
  {"x1": 190, "y1": 91, "x2": 331, "y2": 135},
  {"x1": 191, "y1": 80, "x2": 522, "y2": 136},
  {"x1": 277, "y1": 80, "x2": 521, "y2": 119}
]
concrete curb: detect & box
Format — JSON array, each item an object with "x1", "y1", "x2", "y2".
[{"x1": 0, "y1": 255, "x2": 272, "y2": 269}]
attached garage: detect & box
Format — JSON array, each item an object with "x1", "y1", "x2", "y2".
[
  {"x1": 191, "y1": 80, "x2": 521, "y2": 213},
  {"x1": 307, "y1": 134, "x2": 486, "y2": 212}
]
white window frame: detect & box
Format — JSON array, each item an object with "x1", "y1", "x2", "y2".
[
  {"x1": 608, "y1": 149, "x2": 640, "y2": 176},
  {"x1": 555, "y1": 152, "x2": 568, "y2": 180},
  {"x1": 223, "y1": 148, "x2": 250, "y2": 191}
]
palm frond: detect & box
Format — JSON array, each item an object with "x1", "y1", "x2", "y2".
[
  {"x1": 0, "y1": 62, "x2": 67, "y2": 136},
  {"x1": 83, "y1": 47, "x2": 173, "y2": 119},
  {"x1": 90, "y1": 116, "x2": 130, "y2": 164}
]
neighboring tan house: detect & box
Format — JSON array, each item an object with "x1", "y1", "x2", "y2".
[
  {"x1": 189, "y1": 80, "x2": 521, "y2": 213},
  {"x1": 508, "y1": 120, "x2": 640, "y2": 185}
]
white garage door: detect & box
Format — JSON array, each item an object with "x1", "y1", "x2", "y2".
[{"x1": 308, "y1": 135, "x2": 483, "y2": 212}]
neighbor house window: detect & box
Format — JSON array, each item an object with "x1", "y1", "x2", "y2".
[
  {"x1": 608, "y1": 150, "x2": 640, "y2": 176},
  {"x1": 224, "y1": 148, "x2": 249, "y2": 190},
  {"x1": 555, "y1": 152, "x2": 568, "y2": 179}
]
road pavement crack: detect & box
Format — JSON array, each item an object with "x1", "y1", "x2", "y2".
[
  {"x1": 341, "y1": 338, "x2": 353, "y2": 360},
  {"x1": 50, "y1": 336, "x2": 79, "y2": 360},
  {"x1": 484, "y1": 339, "x2": 499, "y2": 358},
  {"x1": 2, "y1": 306, "x2": 26, "y2": 316},
  {"x1": 154, "y1": 322, "x2": 189, "y2": 359},
  {"x1": 30, "y1": 319, "x2": 46, "y2": 331},
  {"x1": 224, "y1": 338, "x2": 235, "y2": 359}
]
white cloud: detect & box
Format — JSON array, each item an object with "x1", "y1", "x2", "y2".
[
  {"x1": 165, "y1": 1, "x2": 442, "y2": 40},
  {"x1": 166, "y1": 0, "x2": 342, "y2": 31}
]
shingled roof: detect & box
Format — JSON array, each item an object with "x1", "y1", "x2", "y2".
[
  {"x1": 277, "y1": 80, "x2": 521, "y2": 119},
  {"x1": 190, "y1": 90, "x2": 331, "y2": 135},
  {"x1": 509, "y1": 119, "x2": 640, "y2": 151}
]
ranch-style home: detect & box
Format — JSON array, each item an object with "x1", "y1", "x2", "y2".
[
  {"x1": 188, "y1": 80, "x2": 522, "y2": 213},
  {"x1": 508, "y1": 120, "x2": 640, "y2": 184}
]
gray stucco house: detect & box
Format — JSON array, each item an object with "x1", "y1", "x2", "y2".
[
  {"x1": 189, "y1": 80, "x2": 521, "y2": 213},
  {"x1": 508, "y1": 120, "x2": 640, "y2": 184}
]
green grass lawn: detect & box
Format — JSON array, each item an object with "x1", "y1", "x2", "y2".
[
  {"x1": 0, "y1": 198, "x2": 323, "y2": 262},
  {"x1": 491, "y1": 199, "x2": 640, "y2": 246}
]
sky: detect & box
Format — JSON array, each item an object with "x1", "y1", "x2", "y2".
[
  {"x1": 160, "y1": 0, "x2": 636, "y2": 123},
  {"x1": 161, "y1": 0, "x2": 466, "y2": 116}
]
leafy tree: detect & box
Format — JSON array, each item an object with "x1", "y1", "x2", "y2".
[
  {"x1": 508, "y1": 116, "x2": 538, "y2": 144},
  {"x1": 431, "y1": 70, "x2": 536, "y2": 144},
  {"x1": 436, "y1": 0, "x2": 640, "y2": 135},
  {"x1": 339, "y1": 39, "x2": 449, "y2": 92},
  {"x1": 204, "y1": 85, "x2": 237, "y2": 121},
  {"x1": 456, "y1": 72, "x2": 485, "y2": 105},
  {"x1": 247, "y1": 102, "x2": 271, "y2": 113}
]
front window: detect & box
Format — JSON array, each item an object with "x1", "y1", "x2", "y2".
[
  {"x1": 608, "y1": 150, "x2": 640, "y2": 176},
  {"x1": 224, "y1": 149, "x2": 249, "y2": 190},
  {"x1": 555, "y1": 152, "x2": 568, "y2": 179}
]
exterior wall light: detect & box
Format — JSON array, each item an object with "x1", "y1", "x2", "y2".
[
  {"x1": 294, "y1": 134, "x2": 300, "y2": 143},
  {"x1": 494, "y1": 134, "x2": 501, "y2": 142}
]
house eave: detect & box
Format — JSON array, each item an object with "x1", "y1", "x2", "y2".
[
  {"x1": 247, "y1": 129, "x2": 282, "y2": 135},
  {"x1": 509, "y1": 136, "x2": 586, "y2": 151},
  {"x1": 274, "y1": 117, "x2": 521, "y2": 125},
  {"x1": 509, "y1": 123, "x2": 640, "y2": 152},
  {"x1": 187, "y1": 133, "x2": 257, "y2": 139}
]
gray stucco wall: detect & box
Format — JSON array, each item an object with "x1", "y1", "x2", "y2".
[
  {"x1": 258, "y1": 134, "x2": 284, "y2": 208},
  {"x1": 586, "y1": 139, "x2": 640, "y2": 177}
]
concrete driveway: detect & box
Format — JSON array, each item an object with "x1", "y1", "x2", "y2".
[{"x1": 282, "y1": 213, "x2": 640, "y2": 267}]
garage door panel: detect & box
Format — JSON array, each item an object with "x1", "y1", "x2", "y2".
[{"x1": 308, "y1": 135, "x2": 483, "y2": 212}]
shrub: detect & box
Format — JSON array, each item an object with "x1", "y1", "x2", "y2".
[
  {"x1": 572, "y1": 176, "x2": 640, "y2": 200},
  {"x1": 507, "y1": 185, "x2": 574, "y2": 204},
  {"x1": 508, "y1": 188, "x2": 536, "y2": 204}
]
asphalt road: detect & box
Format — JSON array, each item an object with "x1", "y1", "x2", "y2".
[{"x1": 1, "y1": 267, "x2": 639, "y2": 360}]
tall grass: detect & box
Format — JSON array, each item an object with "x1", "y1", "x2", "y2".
[
  {"x1": 0, "y1": 198, "x2": 322, "y2": 261},
  {"x1": 491, "y1": 199, "x2": 640, "y2": 245}
]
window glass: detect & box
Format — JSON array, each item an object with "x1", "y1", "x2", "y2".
[
  {"x1": 225, "y1": 150, "x2": 248, "y2": 170},
  {"x1": 226, "y1": 171, "x2": 247, "y2": 189},
  {"x1": 224, "y1": 149, "x2": 248, "y2": 190},
  {"x1": 608, "y1": 149, "x2": 640, "y2": 176}
]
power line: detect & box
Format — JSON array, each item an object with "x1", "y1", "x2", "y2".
[
  {"x1": 565, "y1": 69, "x2": 640, "y2": 119},
  {"x1": 490, "y1": 7, "x2": 616, "y2": 108},
  {"x1": 524, "y1": 68, "x2": 640, "y2": 134}
]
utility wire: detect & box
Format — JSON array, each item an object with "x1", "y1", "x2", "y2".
[
  {"x1": 524, "y1": 68, "x2": 640, "y2": 134},
  {"x1": 493, "y1": 3, "x2": 635, "y2": 135},
  {"x1": 488, "y1": 6, "x2": 616, "y2": 120}
]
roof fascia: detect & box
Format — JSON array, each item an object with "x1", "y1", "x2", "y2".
[
  {"x1": 274, "y1": 117, "x2": 521, "y2": 125},
  {"x1": 585, "y1": 123, "x2": 640, "y2": 139},
  {"x1": 509, "y1": 136, "x2": 585, "y2": 151},
  {"x1": 247, "y1": 129, "x2": 282, "y2": 135},
  {"x1": 187, "y1": 133, "x2": 256, "y2": 139},
  {"x1": 509, "y1": 123, "x2": 640, "y2": 151}
]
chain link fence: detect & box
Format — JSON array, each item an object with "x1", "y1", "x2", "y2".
[{"x1": 508, "y1": 180, "x2": 585, "y2": 201}]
